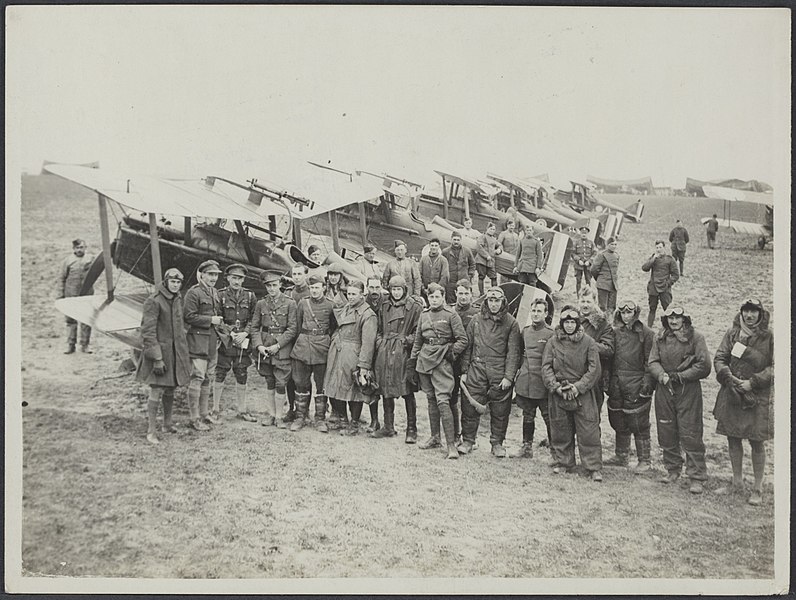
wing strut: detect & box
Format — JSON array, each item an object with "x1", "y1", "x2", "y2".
[
  {"x1": 328, "y1": 211, "x2": 341, "y2": 254},
  {"x1": 148, "y1": 213, "x2": 163, "y2": 283},
  {"x1": 97, "y1": 194, "x2": 116, "y2": 302},
  {"x1": 440, "y1": 174, "x2": 450, "y2": 220},
  {"x1": 358, "y1": 203, "x2": 368, "y2": 246},
  {"x1": 184, "y1": 217, "x2": 192, "y2": 247},
  {"x1": 233, "y1": 220, "x2": 256, "y2": 265}
]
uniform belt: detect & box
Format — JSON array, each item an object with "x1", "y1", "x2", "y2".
[
  {"x1": 301, "y1": 328, "x2": 329, "y2": 335},
  {"x1": 262, "y1": 327, "x2": 286, "y2": 333},
  {"x1": 425, "y1": 338, "x2": 450, "y2": 346}
]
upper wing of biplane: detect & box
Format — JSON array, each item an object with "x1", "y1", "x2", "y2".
[
  {"x1": 486, "y1": 173, "x2": 575, "y2": 228},
  {"x1": 702, "y1": 186, "x2": 774, "y2": 207}
]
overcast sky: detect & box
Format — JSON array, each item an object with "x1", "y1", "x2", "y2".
[{"x1": 6, "y1": 6, "x2": 790, "y2": 189}]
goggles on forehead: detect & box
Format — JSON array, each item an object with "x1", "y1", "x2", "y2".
[
  {"x1": 560, "y1": 309, "x2": 580, "y2": 321},
  {"x1": 742, "y1": 298, "x2": 762, "y2": 307},
  {"x1": 618, "y1": 301, "x2": 637, "y2": 311},
  {"x1": 664, "y1": 306, "x2": 685, "y2": 317}
]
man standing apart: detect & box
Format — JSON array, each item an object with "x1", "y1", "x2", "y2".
[
  {"x1": 251, "y1": 270, "x2": 298, "y2": 429},
  {"x1": 571, "y1": 226, "x2": 595, "y2": 296},
  {"x1": 57, "y1": 238, "x2": 94, "y2": 354},
  {"x1": 382, "y1": 240, "x2": 422, "y2": 298},
  {"x1": 475, "y1": 222, "x2": 499, "y2": 295},
  {"x1": 442, "y1": 231, "x2": 476, "y2": 304},
  {"x1": 648, "y1": 306, "x2": 711, "y2": 494},
  {"x1": 449, "y1": 279, "x2": 479, "y2": 443},
  {"x1": 409, "y1": 283, "x2": 468, "y2": 458},
  {"x1": 324, "y1": 280, "x2": 378, "y2": 436},
  {"x1": 183, "y1": 260, "x2": 224, "y2": 431},
  {"x1": 458, "y1": 286, "x2": 522, "y2": 458},
  {"x1": 419, "y1": 238, "x2": 450, "y2": 301},
  {"x1": 372, "y1": 275, "x2": 424, "y2": 442},
  {"x1": 514, "y1": 229, "x2": 544, "y2": 287},
  {"x1": 511, "y1": 297, "x2": 555, "y2": 459},
  {"x1": 290, "y1": 275, "x2": 336, "y2": 433},
  {"x1": 590, "y1": 237, "x2": 619, "y2": 313},
  {"x1": 669, "y1": 219, "x2": 690, "y2": 275},
  {"x1": 705, "y1": 214, "x2": 719, "y2": 249},
  {"x1": 641, "y1": 240, "x2": 680, "y2": 328},
  {"x1": 214, "y1": 263, "x2": 257, "y2": 422}
]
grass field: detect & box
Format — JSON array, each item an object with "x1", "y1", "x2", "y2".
[{"x1": 16, "y1": 175, "x2": 776, "y2": 581}]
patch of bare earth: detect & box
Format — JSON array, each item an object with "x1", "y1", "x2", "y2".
[{"x1": 18, "y1": 177, "x2": 774, "y2": 578}]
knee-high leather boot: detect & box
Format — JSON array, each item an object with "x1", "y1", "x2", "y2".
[{"x1": 404, "y1": 395, "x2": 417, "y2": 444}]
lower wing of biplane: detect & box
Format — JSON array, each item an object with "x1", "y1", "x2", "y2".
[{"x1": 701, "y1": 185, "x2": 774, "y2": 248}]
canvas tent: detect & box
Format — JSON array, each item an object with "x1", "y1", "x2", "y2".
[
  {"x1": 686, "y1": 177, "x2": 773, "y2": 196},
  {"x1": 586, "y1": 175, "x2": 654, "y2": 194}
]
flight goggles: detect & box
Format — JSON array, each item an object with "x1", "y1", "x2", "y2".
[
  {"x1": 560, "y1": 308, "x2": 580, "y2": 321},
  {"x1": 618, "y1": 301, "x2": 637, "y2": 312},
  {"x1": 741, "y1": 297, "x2": 762, "y2": 308},
  {"x1": 663, "y1": 306, "x2": 685, "y2": 317}
]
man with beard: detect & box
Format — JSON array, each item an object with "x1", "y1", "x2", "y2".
[
  {"x1": 290, "y1": 275, "x2": 336, "y2": 433},
  {"x1": 213, "y1": 263, "x2": 258, "y2": 422},
  {"x1": 514, "y1": 229, "x2": 544, "y2": 288},
  {"x1": 382, "y1": 240, "x2": 422, "y2": 298},
  {"x1": 442, "y1": 231, "x2": 476, "y2": 304},
  {"x1": 475, "y1": 222, "x2": 499, "y2": 295},
  {"x1": 57, "y1": 238, "x2": 95, "y2": 354},
  {"x1": 419, "y1": 238, "x2": 450, "y2": 301},
  {"x1": 372, "y1": 275, "x2": 424, "y2": 442},
  {"x1": 668, "y1": 219, "x2": 690, "y2": 275},
  {"x1": 578, "y1": 287, "x2": 615, "y2": 416},
  {"x1": 136, "y1": 268, "x2": 191, "y2": 444},
  {"x1": 183, "y1": 260, "x2": 224, "y2": 431},
  {"x1": 606, "y1": 300, "x2": 655, "y2": 470},
  {"x1": 541, "y1": 305, "x2": 603, "y2": 481},
  {"x1": 449, "y1": 279, "x2": 479, "y2": 444},
  {"x1": 642, "y1": 240, "x2": 680, "y2": 328},
  {"x1": 648, "y1": 305, "x2": 712, "y2": 494},
  {"x1": 571, "y1": 226, "x2": 595, "y2": 296},
  {"x1": 324, "y1": 280, "x2": 378, "y2": 436},
  {"x1": 511, "y1": 297, "x2": 555, "y2": 459},
  {"x1": 409, "y1": 283, "x2": 468, "y2": 459},
  {"x1": 458, "y1": 286, "x2": 522, "y2": 458},
  {"x1": 250, "y1": 270, "x2": 299, "y2": 429},
  {"x1": 590, "y1": 237, "x2": 619, "y2": 313}
]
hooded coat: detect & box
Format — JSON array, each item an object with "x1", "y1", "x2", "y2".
[
  {"x1": 608, "y1": 306, "x2": 655, "y2": 409},
  {"x1": 373, "y1": 287, "x2": 424, "y2": 397},
  {"x1": 324, "y1": 298, "x2": 378, "y2": 403},
  {"x1": 713, "y1": 309, "x2": 773, "y2": 441},
  {"x1": 460, "y1": 299, "x2": 522, "y2": 386},
  {"x1": 580, "y1": 308, "x2": 614, "y2": 390},
  {"x1": 647, "y1": 316, "x2": 711, "y2": 404},
  {"x1": 541, "y1": 325, "x2": 602, "y2": 407},
  {"x1": 136, "y1": 282, "x2": 191, "y2": 387}
]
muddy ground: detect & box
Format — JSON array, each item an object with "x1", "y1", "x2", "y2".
[{"x1": 16, "y1": 175, "x2": 776, "y2": 580}]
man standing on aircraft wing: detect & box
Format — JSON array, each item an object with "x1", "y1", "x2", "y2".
[
  {"x1": 382, "y1": 240, "x2": 422, "y2": 298},
  {"x1": 214, "y1": 263, "x2": 258, "y2": 422},
  {"x1": 475, "y1": 222, "x2": 499, "y2": 295},
  {"x1": 571, "y1": 226, "x2": 595, "y2": 296},
  {"x1": 669, "y1": 219, "x2": 690, "y2": 275},
  {"x1": 251, "y1": 270, "x2": 299, "y2": 429},
  {"x1": 408, "y1": 283, "x2": 468, "y2": 459},
  {"x1": 458, "y1": 286, "x2": 522, "y2": 458},
  {"x1": 442, "y1": 231, "x2": 476, "y2": 304},
  {"x1": 57, "y1": 238, "x2": 94, "y2": 354},
  {"x1": 290, "y1": 275, "x2": 336, "y2": 433},
  {"x1": 183, "y1": 260, "x2": 224, "y2": 431},
  {"x1": 642, "y1": 240, "x2": 680, "y2": 329}
]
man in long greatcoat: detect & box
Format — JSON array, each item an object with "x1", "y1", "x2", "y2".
[{"x1": 57, "y1": 238, "x2": 95, "y2": 353}]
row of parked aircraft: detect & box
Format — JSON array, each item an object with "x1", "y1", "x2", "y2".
[{"x1": 42, "y1": 160, "x2": 768, "y2": 350}]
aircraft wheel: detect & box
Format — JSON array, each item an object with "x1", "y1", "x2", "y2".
[
  {"x1": 535, "y1": 218, "x2": 547, "y2": 228},
  {"x1": 757, "y1": 236, "x2": 767, "y2": 250}
]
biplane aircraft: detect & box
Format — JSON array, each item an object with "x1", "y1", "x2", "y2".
[
  {"x1": 558, "y1": 179, "x2": 646, "y2": 225},
  {"x1": 699, "y1": 185, "x2": 774, "y2": 249},
  {"x1": 44, "y1": 161, "x2": 571, "y2": 347}
]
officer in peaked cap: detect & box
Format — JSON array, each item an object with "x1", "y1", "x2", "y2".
[
  {"x1": 224, "y1": 263, "x2": 249, "y2": 277},
  {"x1": 260, "y1": 270, "x2": 283, "y2": 284},
  {"x1": 197, "y1": 259, "x2": 222, "y2": 274},
  {"x1": 572, "y1": 225, "x2": 596, "y2": 296}
]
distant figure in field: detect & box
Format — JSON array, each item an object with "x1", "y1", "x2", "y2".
[
  {"x1": 669, "y1": 219, "x2": 690, "y2": 275},
  {"x1": 705, "y1": 214, "x2": 719, "y2": 249},
  {"x1": 57, "y1": 238, "x2": 94, "y2": 354},
  {"x1": 713, "y1": 298, "x2": 773, "y2": 506},
  {"x1": 642, "y1": 240, "x2": 680, "y2": 328},
  {"x1": 590, "y1": 237, "x2": 619, "y2": 313}
]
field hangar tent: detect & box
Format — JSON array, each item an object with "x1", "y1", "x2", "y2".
[
  {"x1": 587, "y1": 175, "x2": 654, "y2": 194},
  {"x1": 685, "y1": 177, "x2": 773, "y2": 196}
]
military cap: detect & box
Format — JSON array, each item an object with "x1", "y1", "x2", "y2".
[
  {"x1": 394, "y1": 239, "x2": 407, "y2": 249},
  {"x1": 578, "y1": 225, "x2": 590, "y2": 233},
  {"x1": 308, "y1": 274, "x2": 325, "y2": 286},
  {"x1": 224, "y1": 263, "x2": 249, "y2": 276},
  {"x1": 260, "y1": 270, "x2": 282, "y2": 284},
  {"x1": 363, "y1": 243, "x2": 376, "y2": 253},
  {"x1": 197, "y1": 259, "x2": 222, "y2": 274}
]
